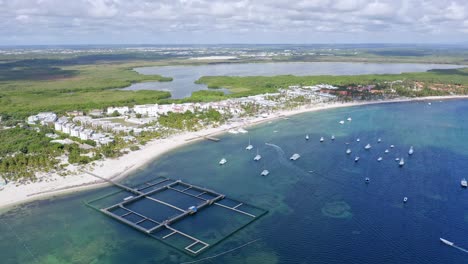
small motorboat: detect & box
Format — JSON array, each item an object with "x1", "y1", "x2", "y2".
[
  {"x1": 347, "y1": 117, "x2": 352, "y2": 121},
  {"x1": 395, "y1": 157, "x2": 400, "y2": 161},
  {"x1": 219, "y1": 158, "x2": 227, "y2": 165},
  {"x1": 390, "y1": 145, "x2": 395, "y2": 148},
  {"x1": 290, "y1": 153, "x2": 301, "y2": 160},
  {"x1": 408, "y1": 146, "x2": 414, "y2": 155},
  {"x1": 440, "y1": 238, "x2": 454, "y2": 246},
  {"x1": 364, "y1": 144, "x2": 371, "y2": 150},
  {"x1": 377, "y1": 138, "x2": 382, "y2": 143},
  {"x1": 355, "y1": 157, "x2": 360, "y2": 162},
  {"x1": 377, "y1": 157, "x2": 383, "y2": 162},
  {"x1": 365, "y1": 177, "x2": 370, "y2": 183},
  {"x1": 356, "y1": 138, "x2": 360, "y2": 142},
  {"x1": 403, "y1": 197, "x2": 408, "y2": 203},
  {"x1": 339, "y1": 120, "x2": 345, "y2": 124},
  {"x1": 320, "y1": 137, "x2": 324, "y2": 142},
  {"x1": 331, "y1": 135, "x2": 335, "y2": 140},
  {"x1": 305, "y1": 134, "x2": 309, "y2": 140},
  {"x1": 461, "y1": 178, "x2": 467, "y2": 188},
  {"x1": 346, "y1": 149, "x2": 352, "y2": 155},
  {"x1": 261, "y1": 170, "x2": 270, "y2": 176},
  {"x1": 384, "y1": 149, "x2": 389, "y2": 154}
]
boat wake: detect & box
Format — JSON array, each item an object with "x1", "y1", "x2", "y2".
[
  {"x1": 451, "y1": 244, "x2": 468, "y2": 254},
  {"x1": 265, "y1": 142, "x2": 309, "y2": 176}
]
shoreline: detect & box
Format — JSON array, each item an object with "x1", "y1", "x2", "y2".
[{"x1": 1, "y1": 94, "x2": 468, "y2": 211}]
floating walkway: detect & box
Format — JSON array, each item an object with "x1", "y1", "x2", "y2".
[{"x1": 86, "y1": 175, "x2": 267, "y2": 256}]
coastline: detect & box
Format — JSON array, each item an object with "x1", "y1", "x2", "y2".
[{"x1": 1, "y1": 94, "x2": 468, "y2": 211}]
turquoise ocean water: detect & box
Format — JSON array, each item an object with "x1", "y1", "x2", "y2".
[{"x1": 2, "y1": 100, "x2": 468, "y2": 263}]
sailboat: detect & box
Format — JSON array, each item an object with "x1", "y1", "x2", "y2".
[
  {"x1": 320, "y1": 137, "x2": 324, "y2": 142},
  {"x1": 246, "y1": 137, "x2": 253, "y2": 150},
  {"x1": 261, "y1": 169, "x2": 270, "y2": 176},
  {"x1": 403, "y1": 197, "x2": 408, "y2": 203},
  {"x1": 399, "y1": 158, "x2": 405, "y2": 167},
  {"x1": 364, "y1": 143, "x2": 371, "y2": 150},
  {"x1": 254, "y1": 148, "x2": 262, "y2": 161},
  {"x1": 408, "y1": 146, "x2": 414, "y2": 155},
  {"x1": 377, "y1": 138, "x2": 382, "y2": 143},
  {"x1": 331, "y1": 135, "x2": 335, "y2": 140},
  {"x1": 346, "y1": 148, "x2": 352, "y2": 154},
  {"x1": 354, "y1": 156, "x2": 360, "y2": 162}
]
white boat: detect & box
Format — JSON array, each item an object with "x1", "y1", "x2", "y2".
[
  {"x1": 339, "y1": 120, "x2": 345, "y2": 124},
  {"x1": 395, "y1": 157, "x2": 400, "y2": 161},
  {"x1": 384, "y1": 149, "x2": 389, "y2": 154},
  {"x1": 365, "y1": 144, "x2": 371, "y2": 150},
  {"x1": 347, "y1": 117, "x2": 352, "y2": 121},
  {"x1": 377, "y1": 157, "x2": 383, "y2": 161},
  {"x1": 428, "y1": 102, "x2": 432, "y2": 105},
  {"x1": 331, "y1": 135, "x2": 335, "y2": 140},
  {"x1": 346, "y1": 148, "x2": 352, "y2": 154},
  {"x1": 461, "y1": 178, "x2": 467, "y2": 188},
  {"x1": 219, "y1": 158, "x2": 227, "y2": 165},
  {"x1": 356, "y1": 138, "x2": 360, "y2": 142},
  {"x1": 237, "y1": 128, "x2": 248, "y2": 134},
  {"x1": 320, "y1": 137, "x2": 324, "y2": 142},
  {"x1": 246, "y1": 137, "x2": 253, "y2": 150},
  {"x1": 365, "y1": 177, "x2": 370, "y2": 183},
  {"x1": 408, "y1": 146, "x2": 414, "y2": 155},
  {"x1": 354, "y1": 157, "x2": 360, "y2": 162},
  {"x1": 390, "y1": 145, "x2": 395, "y2": 148},
  {"x1": 290, "y1": 153, "x2": 301, "y2": 160},
  {"x1": 440, "y1": 238, "x2": 454, "y2": 246},
  {"x1": 261, "y1": 169, "x2": 270, "y2": 176},
  {"x1": 254, "y1": 149, "x2": 262, "y2": 161},
  {"x1": 399, "y1": 158, "x2": 405, "y2": 166},
  {"x1": 228, "y1": 129, "x2": 239, "y2": 134},
  {"x1": 377, "y1": 138, "x2": 382, "y2": 143},
  {"x1": 403, "y1": 197, "x2": 408, "y2": 203},
  {"x1": 305, "y1": 134, "x2": 309, "y2": 140}
]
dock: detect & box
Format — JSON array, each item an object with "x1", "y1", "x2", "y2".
[{"x1": 204, "y1": 135, "x2": 220, "y2": 142}]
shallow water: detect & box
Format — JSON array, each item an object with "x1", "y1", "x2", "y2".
[
  {"x1": 123, "y1": 62, "x2": 462, "y2": 98},
  {"x1": 2, "y1": 100, "x2": 468, "y2": 263}
]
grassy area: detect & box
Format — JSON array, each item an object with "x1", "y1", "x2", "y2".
[
  {"x1": 0, "y1": 62, "x2": 173, "y2": 118},
  {"x1": 195, "y1": 68, "x2": 468, "y2": 97}
]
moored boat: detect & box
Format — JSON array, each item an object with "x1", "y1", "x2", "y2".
[
  {"x1": 365, "y1": 143, "x2": 371, "y2": 150},
  {"x1": 408, "y1": 146, "x2": 414, "y2": 155},
  {"x1": 399, "y1": 158, "x2": 405, "y2": 166},
  {"x1": 290, "y1": 153, "x2": 301, "y2": 160},
  {"x1": 219, "y1": 158, "x2": 227, "y2": 165},
  {"x1": 461, "y1": 178, "x2": 467, "y2": 188},
  {"x1": 261, "y1": 169, "x2": 269, "y2": 176},
  {"x1": 346, "y1": 148, "x2": 352, "y2": 154}
]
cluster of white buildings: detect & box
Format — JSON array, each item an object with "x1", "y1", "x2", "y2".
[
  {"x1": 27, "y1": 112, "x2": 57, "y2": 125},
  {"x1": 54, "y1": 117, "x2": 114, "y2": 145}
]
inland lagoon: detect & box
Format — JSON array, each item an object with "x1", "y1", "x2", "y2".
[
  {"x1": 123, "y1": 62, "x2": 462, "y2": 98},
  {"x1": 2, "y1": 99, "x2": 468, "y2": 263}
]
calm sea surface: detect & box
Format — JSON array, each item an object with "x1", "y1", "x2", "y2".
[
  {"x1": 2, "y1": 100, "x2": 468, "y2": 263},
  {"x1": 123, "y1": 62, "x2": 462, "y2": 98}
]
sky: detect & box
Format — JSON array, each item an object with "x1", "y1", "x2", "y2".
[{"x1": 1, "y1": 0, "x2": 468, "y2": 45}]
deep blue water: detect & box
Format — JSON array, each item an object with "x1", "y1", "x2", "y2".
[
  {"x1": 123, "y1": 62, "x2": 462, "y2": 98},
  {"x1": 2, "y1": 100, "x2": 468, "y2": 263}
]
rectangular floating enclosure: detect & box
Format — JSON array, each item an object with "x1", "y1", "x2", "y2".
[{"x1": 86, "y1": 176, "x2": 267, "y2": 256}]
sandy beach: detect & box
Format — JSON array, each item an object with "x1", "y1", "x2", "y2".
[{"x1": 1, "y1": 95, "x2": 468, "y2": 210}]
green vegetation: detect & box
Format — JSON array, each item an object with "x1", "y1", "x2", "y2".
[
  {"x1": 0, "y1": 62, "x2": 172, "y2": 119},
  {"x1": 0, "y1": 126, "x2": 62, "y2": 181},
  {"x1": 196, "y1": 68, "x2": 468, "y2": 98},
  {"x1": 158, "y1": 109, "x2": 224, "y2": 131}
]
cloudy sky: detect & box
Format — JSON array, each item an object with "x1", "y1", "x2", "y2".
[{"x1": 1, "y1": 0, "x2": 468, "y2": 45}]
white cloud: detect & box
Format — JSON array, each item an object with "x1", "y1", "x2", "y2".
[{"x1": 0, "y1": 0, "x2": 466, "y2": 44}]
